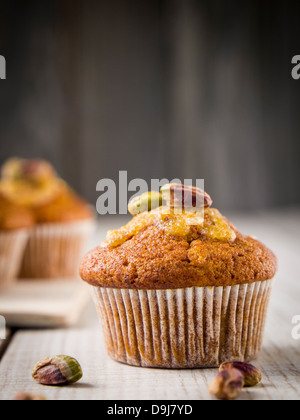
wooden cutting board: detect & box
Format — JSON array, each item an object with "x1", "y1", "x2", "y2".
[
  {"x1": 0, "y1": 330, "x2": 10, "y2": 359},
  {"x1": 0, "y1": 280, "x2": 91, "y2": 328}
]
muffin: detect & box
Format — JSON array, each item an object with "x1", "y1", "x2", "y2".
[
  {"x1": 0, "y1": 158, "x2": 95, "y2": 279},
  {"x1": 0, "y1": 157, "x2": 62, "y2": 207},
  {"x1": 0, "y1": 194, "x2": 34, "y2": 288},
  {"x1": 80, "y1": 184, "x2": 277, "y2": 369}
]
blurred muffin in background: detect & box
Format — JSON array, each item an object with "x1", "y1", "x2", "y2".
[
  {"x1": 0, "y1": 158, "x2": 95, "y2": 279},
  {"x1": 0, "y1": 194, "x2": 34, "y2": 288},
  {"x1": 0, "y1": 158, "x2": 63, "y2": 207},
  {"x1": 33, "y1": 187, "x2": 94, "y2": 224}
]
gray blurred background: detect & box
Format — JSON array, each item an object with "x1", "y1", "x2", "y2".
[{"x1": 0, "y1": 0, "x2": 299, "y2": 211}]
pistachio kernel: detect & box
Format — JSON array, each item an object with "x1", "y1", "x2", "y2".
[
  {"x1": 208, "y1": 368, "x2": 244, "y2": 400},
  {"x1": 32, "y1": 355, "x2": 83, "y2": 386},
  {"x1": 128, "y1": 191, "x2": 163, "y2": 216},
  {"x1": 219, "y1": 361, "x2": 262, "y2": 388}
]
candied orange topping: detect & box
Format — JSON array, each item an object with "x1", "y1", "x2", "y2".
[{"x1": 102, "y1": 207, "x2": 236, "y2": 248}]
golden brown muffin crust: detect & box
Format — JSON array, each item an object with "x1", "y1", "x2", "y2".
[
  {"x1": 0, "y1": 195, "x2": 34, "y2": 231},
  {"x1": 80, "y1": 213, "x2": 277, "y2": 289},
  {"x1": 0, "y1": 158, "x2": 62, "y2": 207},
  {"x1": 0, "y1": 159, "x2": 93, "y2": 224},
  {"x1": 33, "y1": 189, "x2": 94, "y2": 224}
]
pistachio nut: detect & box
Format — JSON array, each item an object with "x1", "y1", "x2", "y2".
[
  {"x1": 219, "y1": 361, "x2": 262, "y2": 388},
  {"x1": 128, "y1": 191, "x2": 163, "y2": 216},
  {"x1": 208, "y1": 368, "x2": 244, "y2": 400},
  {"x1": 15, "y1": 392, "x2": 47, "y2": 401},
  {"x1": 32, "y1": 355, "x2": 83, "y2": 386},
  {"x1": 161, "y1": 183, "x2": 213, "y2": 210}
]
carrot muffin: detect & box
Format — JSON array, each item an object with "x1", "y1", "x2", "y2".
[
  {"x1": 0, "y1": 158, "x2": 95, "y2": 279},
  {"x1": 0, "y1": 194, "x2": 34, "y2": 288},
  {"x1": 80, "y1": 184, "x2": 277, "y2": 369}
]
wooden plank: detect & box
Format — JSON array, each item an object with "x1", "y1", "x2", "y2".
[
  {"x1": 0, "y1": 280, "x2": 91, "y2": 328},
  {"x1": 0, "y1": 312, "x2": 299, "y2": 401},
  {"x1": 0, "y1": 330, "x2": 11, "y2": 360}
]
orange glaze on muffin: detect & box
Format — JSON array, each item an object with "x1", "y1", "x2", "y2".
[{"x1": 0, "y1": 158, "x2": 63, "y2": 207}]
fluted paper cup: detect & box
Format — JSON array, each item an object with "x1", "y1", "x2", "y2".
[
  {"x1": 92, "y1": 280, "x2": 273, "y2": 369},
  {"x1": 20, "y1": 219, "x2": 95, "y2": 279},
  {"x1": 0, "y1": 230, "x2": 29, "y2": 289}
]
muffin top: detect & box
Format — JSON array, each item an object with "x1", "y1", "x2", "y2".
[
  {"x1": 80, "y1": 185, "x2": 277, "y2": 290},
  {"x1": 33, "y1": 188, "x2": 94, "y2": 224},
  {"x1": 0, "y1": 158, "x2": 93, "y2": 224},
  {"x1": 0, "y1": 158, "x2": 63, "y2": 207},
  {"x1": 0, "y1": 194, "x2": 34, "y2": 231}
]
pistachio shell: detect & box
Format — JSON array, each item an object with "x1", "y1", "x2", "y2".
[
  {"x1": 208, "y1": 368, "x2": 244, "y2": 400},
  {"x1": 161, "y1": 183, "x2": 213, "y2": 210},
  {"x1": 32, "y1": 355, "x2": 83, "y2": 386},
  {"x1": 219, "y1": 361, "x2": 262, "y2": 387},
  {"x1": 15, "y1": 392, "x2": 47, "y2": 400}
]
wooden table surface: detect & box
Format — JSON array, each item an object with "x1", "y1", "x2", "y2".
[{"x1": 0, "y1": 210, "x2": 300, "y2": 401}]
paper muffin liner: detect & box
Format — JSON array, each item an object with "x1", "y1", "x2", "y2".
[
  {"x1": 0, "y1": 230, "x2": 29, "y2": 289},
  {"x1": 92, "y1": 280, "x2": 273, "y2": 368},
  {"x1": 20, "y1": 219, "x2": 95, "y2": 279}
]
